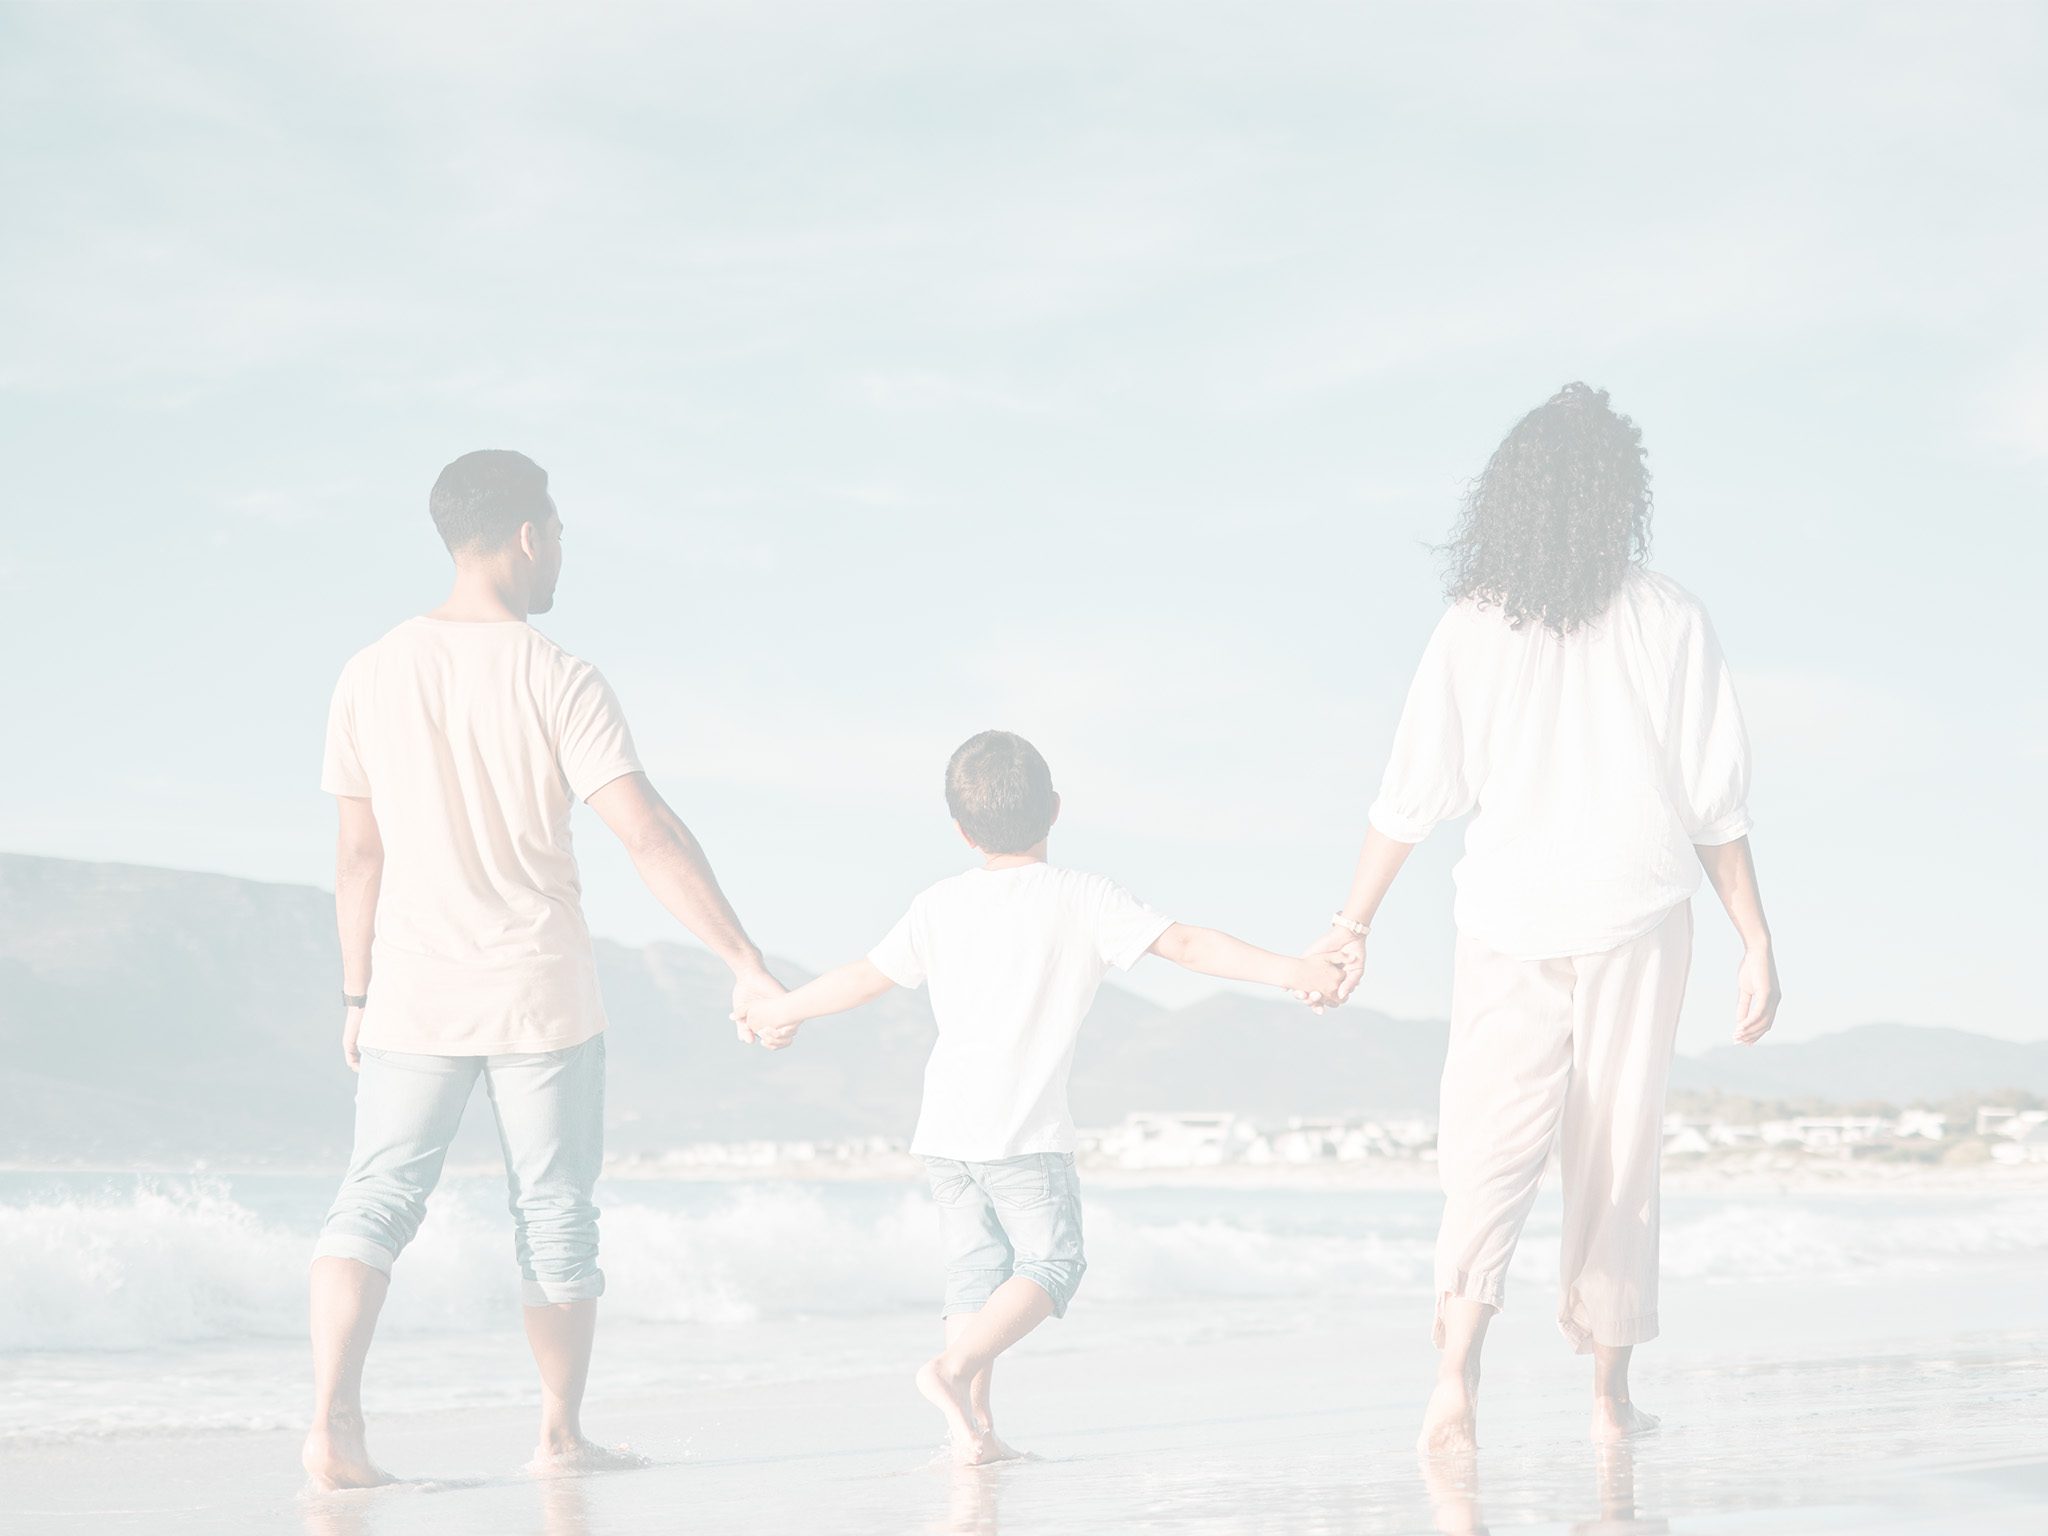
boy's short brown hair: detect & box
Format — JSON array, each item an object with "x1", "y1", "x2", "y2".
[{"x1": 945, "y1": 731, "x2": 1057, "y2": 854}]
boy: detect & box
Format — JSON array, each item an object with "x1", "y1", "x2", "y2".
[{"x1": 735, "y1": 730, "x2": 1345, "y2": 1464}]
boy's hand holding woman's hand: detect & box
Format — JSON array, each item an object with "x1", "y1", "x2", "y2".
[
  {"x1": 1294, "y1": 924, "x2": 1367, "y2": 1011},
  {"x1": 1288, "y1": 951, "x2": 1351, "y2": 1014}
]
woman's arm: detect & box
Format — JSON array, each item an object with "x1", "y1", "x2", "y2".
[
  {"x1": 1695, "y1": 835, "x2": 1781, "y2": 1045},
  {"x1": 738, "y1": 958, "x2": 897, "y2": 1050},
  {"x1": 1301, "y1": 826, "x2": 1417, "y2": 1003}
]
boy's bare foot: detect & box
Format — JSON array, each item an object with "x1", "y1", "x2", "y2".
[
  {"x1": 917, "y1": 1357, "x2": 990, "y2": 1464},
  {"x1": 1418, "y1": 1376, "x2": 1479, "y2": 1456},
  {"x1": 301, "y1": 1420, "x2": 396, "y2": 1491},
  {"x1": 1590, "y1": 1397, "x2": 1659, "y2": 1443},
  {"x1": 524, "y1": 1437, "x2": 654, "y2": 1476}
]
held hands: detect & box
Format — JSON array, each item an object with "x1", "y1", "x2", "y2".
[
  {"x1": 731, "y1": 967, "x2": 798, "y2": 1050},
  {"x1": 730, "y1": 976, "x2": 803, "y2": 1051},
  {"x1": 1294, "y1": 925, "x2": 1367, "y2": 1012},
  {"x1": 1286, "y1": 951, "x2": 1351, "y2": 1014}
]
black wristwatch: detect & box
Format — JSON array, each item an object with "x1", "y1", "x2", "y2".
[{"x1": 342, "y1": 992, "x2": 368, "y2": 1009}]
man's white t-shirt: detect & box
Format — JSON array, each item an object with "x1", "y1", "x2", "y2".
[
  {"x1": 867, "y1": 864, "x2": 1173, "y2": 1163},
  {"x1": 321, "y1": 618, "x2": 644, "y2": 1055},
  {"x1": 1367, "y1": 568, "x2": 1752, "y2": 961}
]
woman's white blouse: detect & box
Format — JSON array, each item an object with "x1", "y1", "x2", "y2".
[{"x1": 1368, "y1": 568, "x2": 1752, "y2": 961}]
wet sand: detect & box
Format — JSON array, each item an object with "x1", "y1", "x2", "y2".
[{"x1": 7, "y1": 1268, "x2": 2044, "y2": 1535}]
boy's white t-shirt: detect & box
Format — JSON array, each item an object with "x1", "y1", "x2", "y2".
[
  {"x1": 868, "y1": 864, "x2": 1173, "y2": 1162},
  {"x1": 320, "y1": 617, "x2": 644, "y2": 1055}
]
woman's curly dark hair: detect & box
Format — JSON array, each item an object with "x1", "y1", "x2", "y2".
[{"x1": 1439, "y1": 382, "x2": 1652, "y2": 636}]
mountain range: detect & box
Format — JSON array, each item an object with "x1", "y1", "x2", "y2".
[{"x1": 2, "y1": 852, "x2": 2042, "y2": 1164}]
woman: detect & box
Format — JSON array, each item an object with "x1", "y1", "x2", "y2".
[{"x1": 1310, "y1": 383, "x2": 1781, "y2": 1451}]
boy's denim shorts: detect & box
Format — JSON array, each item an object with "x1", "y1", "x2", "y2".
[{"x1": 922, "y1": 1152, "x2": 1087, "y2": 1319}]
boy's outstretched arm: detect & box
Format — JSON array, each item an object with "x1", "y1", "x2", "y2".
[
  {"x1": 736, "y1": 958, "x2": 897, "y2": 1051},
  {"x1": 1149, "y1": 924, "x2": 1347, "y2": 1008}
]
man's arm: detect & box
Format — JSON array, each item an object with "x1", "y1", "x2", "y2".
[
  {"x1": 740, "y1": 958, "x2": 897, "y2": 1051},
  {"x1": 585, "y1": 772, "x2": 785, "y2": 1038},
  {"x1": 335, "y1": 795, "x2": 384, "y2": 1072},
  {"x1": 1149, "y1": 924, "x2": 1346, "y2": 1002},
  {"x1": 1695, "y1": 834, "x2": 1781, "y2": 1045}
]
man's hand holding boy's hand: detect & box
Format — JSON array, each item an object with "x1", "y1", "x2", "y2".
[
  {"x1": 732, "y1": 990, "x2": 803, "y2": 1051},
  {"x1": 731, "y1": 965, "x2": 788, "y2": 1045}
]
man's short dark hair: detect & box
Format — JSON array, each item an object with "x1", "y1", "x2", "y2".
[
  {"x1": 946, "y1": 731, "x2": 1057, "y2": 854},
  {"x1": 429, "y1": 450, "x2": 553, "y2": 554}
]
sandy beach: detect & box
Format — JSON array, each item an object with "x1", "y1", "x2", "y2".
[{"x1": 3, "y1": 1171, "x2": 2045, "y2": 1533}]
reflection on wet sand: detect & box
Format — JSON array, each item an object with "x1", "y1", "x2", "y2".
[
  {"x1": 1420, "y1": 1454, "x2": 1488, "y2": 1536},
  {"x1": 299, "y1": 1498, "x2": 373, "y2": 1536},
  {"x1": 937, "y1": 1462, "x2": 1001, "y2": 1535},
  {"x1": 1423, "y1": 1443, "x2": 1668, "y2": 1536},
  {"x1": 298, "y1": 1474, "x2": 595, "y2": 1536},
  {"x1": 1571, "y1": 1445, "x2": 1668, "y2": 1536},
  {"x1": 538, "y1": 1477, "x2": 592, "y2": 1536}
]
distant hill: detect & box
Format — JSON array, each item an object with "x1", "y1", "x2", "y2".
[
  {"x1": 1668, "y1": 1023, "x2": 2048, "y2": 1106},
  {"x1": 2, "y1": 852, "x2": 2042, "y2": 1163}
]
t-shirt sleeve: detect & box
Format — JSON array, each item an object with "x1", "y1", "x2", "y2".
[
  {"x1": 1091, "y1": 877, "x2": 1175, "y2": 972},
  {"x1": 1366, "y1": 611, "x2": 1477, "y2": 843},
  {"x1": 867, "y1": 898, "x2": 929, "y2": 989},
  {"x1": 319, "y1": 663, "x2": 371, "y2": 797},
  {"x1": 1672, "y1": 604, "x2": 1754, "y2": 845},
  {"x1": 556, "y1": 662, "x2": 645, "y2": 802}
]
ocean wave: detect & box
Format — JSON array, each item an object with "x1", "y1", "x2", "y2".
[
  {"x1": 0, "y1": 1181, "x2": 1437, "y2": 1354},
  {"x1": 5, "y1": 1182, "x2": 2044, "y2": 1357},
  {"x1": 0, "y1": 1183, "x2": 309, "y2": 1352},
  {"x1": 1660, "y1": 1198, "x2": 2048, "y2": 1283}
]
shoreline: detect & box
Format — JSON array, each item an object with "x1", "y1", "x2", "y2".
[{"x1": 5, "y1": 1156, "x2": 2047, "y2": 1193}]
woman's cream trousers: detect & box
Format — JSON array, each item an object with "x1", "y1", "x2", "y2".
[{"x1": 1433, "y1": 900, "x2": 1692, "y2": 1354}]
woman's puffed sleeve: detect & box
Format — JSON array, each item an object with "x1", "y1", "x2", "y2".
[
  {"x1": 1366, "y1": 610, "x2": 1476, "y2": 844},
  {"x1": 1672, "y1": 605, "x2": 1753, "y2": 845}
]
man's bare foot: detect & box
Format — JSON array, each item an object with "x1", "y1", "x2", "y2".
[
  {"x1": 1418, "y1": 1375, "x2": 1479, "y2": 1455},
  {"x1": 917, "y1": 1357, "x2": 990, "y2": 1465},
  {"x1": 1590, "y1": 1396, "x2": 1659, "y2": 1443},
  {"x1": 524, "y1": 1437, "x2": 654, "y2": 1476},
  {"x1": 301, "y1": 1420, "x2": 396, "y2": 1491}
]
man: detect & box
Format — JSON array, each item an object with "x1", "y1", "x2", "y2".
[{"x1": 303, "y1": 449, "x2": 783, "y2": 1488}]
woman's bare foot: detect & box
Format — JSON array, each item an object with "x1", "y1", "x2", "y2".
[
  {"x1": 917, "y1": 1357, "x2": 990, "y2": 1464},
  {"x1": 1418, "y1": 1375, "x2": 1480, "y2": 1455},
  {"x1": 301, "y1": 1419, "x2": 397, "y2": 1491},
  {"x1": 524, "y1": 1437, "x2": 654, "y2": 1476},
  {"x1": 974, "y1": 1422, "x2": 1025, "y2": 1463},
  {"x1": 1590, "y1": 1396, "x2": 1659, "y2": 1443}
]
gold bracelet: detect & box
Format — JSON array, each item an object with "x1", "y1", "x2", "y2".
[{"x1": 1331, "y1": 914, "x2": 1370, "y2": 938}]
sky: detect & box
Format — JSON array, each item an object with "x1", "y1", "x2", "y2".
[{"x1": 2, "y1": 3, "x2": 2044, "y2": 1054}]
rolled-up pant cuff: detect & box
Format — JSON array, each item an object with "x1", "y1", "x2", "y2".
[
  {"x1": 522, "y1": 1272, "x2": 605, "y2": 1306},
  {"x1": 313, "y1": 1233, "x2": 398, "y2": 1274},
  {"x1": 1014, "y1": 1259, "x2": 1086, "y2": 1318},
  {"x1": 1560, "y1": 1307, "x2": 1658, "y2": 1355},
  {"x1": 1433, "y1": 1268, "x2": 1509, "y2": 1346}
]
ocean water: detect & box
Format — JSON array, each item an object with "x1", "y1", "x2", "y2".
[{"x1": 3, "y1": 1170, "x2": 2045, "y2": 1453}]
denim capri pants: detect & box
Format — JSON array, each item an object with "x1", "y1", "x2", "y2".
[
  {"x1": 313, "y1": 1034, "x2": 606, "y2": 1306},
  {"x1": 923, "y1": 1152, "x2": 1086, "y2": 1318}
]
